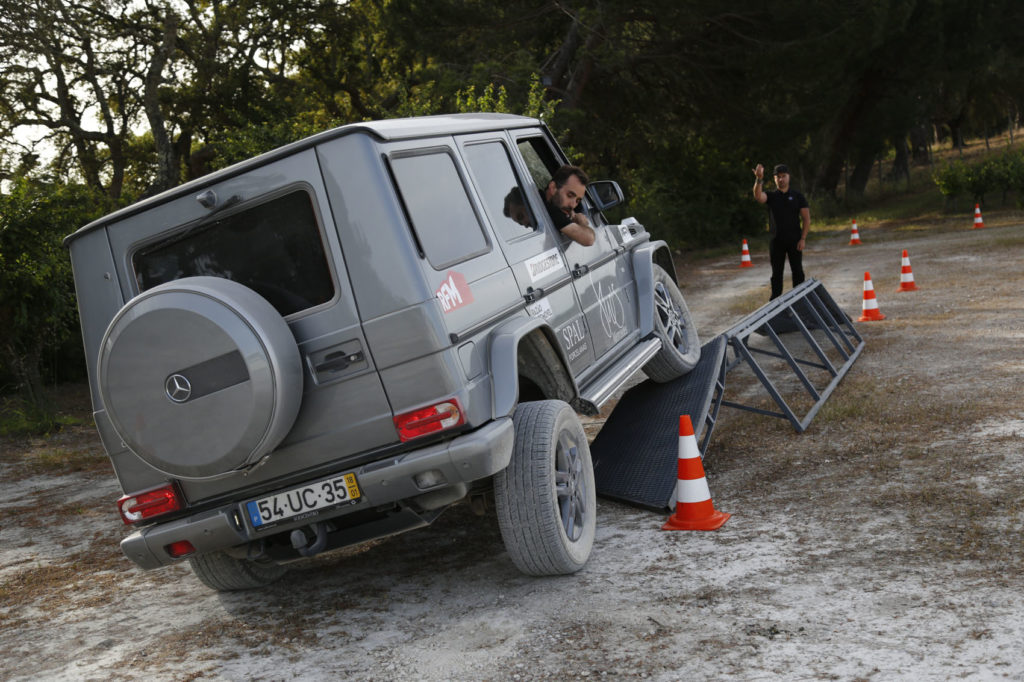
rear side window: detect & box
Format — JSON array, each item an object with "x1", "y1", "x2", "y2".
[
  {"x1": 133, "y1": 189, "x2": 334, "y2": 317},
  {"x1": 390, "y1": 150, "x2": 489, "y2": 268},
  {"x1": 462, "y1": 141, "x2": 537, "y2": 243}
]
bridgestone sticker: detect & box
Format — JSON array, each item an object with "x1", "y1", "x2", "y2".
[
  {"x1": 436, "y1": 271, "x2": 474, "y2": 313},
  {"x1": 524, "y1": 248, "x2": 564, "y2": 284}
]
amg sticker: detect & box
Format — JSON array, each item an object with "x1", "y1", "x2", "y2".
[{"x1": 436, "y1": 271, "x2": 474, "y2": 313}]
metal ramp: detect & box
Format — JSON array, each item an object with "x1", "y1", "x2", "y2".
[
  {"x1": 591, "y1": 278, "x2": 863, "y2": 510},
  {"x1": 721, "y1": 278, "x2": 864, "y2": 433}
]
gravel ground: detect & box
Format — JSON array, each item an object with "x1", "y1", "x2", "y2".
[{"x1": 2, "y1": 216, "x2": 1023, "y2": 681}]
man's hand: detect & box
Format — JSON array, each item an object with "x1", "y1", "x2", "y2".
[
  {"x1": 561, "y1": 211, "x2": 595, "y2": 246},
  {"x1": 570, "y1": 211, "x2": 590, "y2": 228},
  {"x1": 752, "y1": 163, "x2": 767, "y2": 203}
]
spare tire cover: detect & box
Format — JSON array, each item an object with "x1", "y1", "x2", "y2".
[{"x1": 98, "y1": 276, "x2": 303, "y2": 479}]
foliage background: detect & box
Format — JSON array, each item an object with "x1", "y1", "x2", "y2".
[{"x1": 3, "y1": 0, "x2": 1024, "y2": 408}]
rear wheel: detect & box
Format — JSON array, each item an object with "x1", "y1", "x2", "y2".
[
  {"x1": 494, "y1": 400, "x2": 596, "y2": 576},
  {"x1": 643, "y1": 264, "x2": 700, "y2": 382},
  {"x1": 188, "y1": 551, "x2": 287, "y2": 591}
]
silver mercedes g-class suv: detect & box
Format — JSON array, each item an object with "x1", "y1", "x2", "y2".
[{"x1": 66, "y1": 113, "x2": 700, "y2": 590}]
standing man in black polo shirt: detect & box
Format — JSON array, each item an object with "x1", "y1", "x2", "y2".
[{"x1": 752, "y1": 163, "x2": 810, "y2": 299}]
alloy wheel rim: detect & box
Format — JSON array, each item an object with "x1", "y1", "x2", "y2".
[
  {"x1": 654, "y1": 282, "x2": 690, "y2": 354},
  {"x1": 555, "y1": 431, "x2": 587, "y2": 542}
]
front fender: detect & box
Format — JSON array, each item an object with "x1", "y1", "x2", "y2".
[{"x1": 631, "y1": 240, "x2": 675, "y2": 337}]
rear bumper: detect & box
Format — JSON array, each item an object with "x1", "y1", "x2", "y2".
[{"x1": 121, "y1": 417, "x2": 514, "y2": 570}]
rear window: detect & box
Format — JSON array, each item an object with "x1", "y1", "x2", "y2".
[
  {"x1": 390, "y1": 150, "x2": 489, "y2": 268},
  {"x1": 133, "y1": 189, "x2": 334, "y2": 317}
]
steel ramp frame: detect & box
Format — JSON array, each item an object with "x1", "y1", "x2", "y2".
[{"x1": 720, "y1": 278, "x2": 864, "y2": 433}]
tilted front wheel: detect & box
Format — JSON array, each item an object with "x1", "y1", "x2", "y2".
[
  {"x1": 643, "y1": 264, "x2": 701, "y2": 382},
  {"x1": 494, "y1": 400, "x2": 596, "y2": 576}
]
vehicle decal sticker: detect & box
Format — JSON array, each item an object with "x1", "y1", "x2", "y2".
[
  {"x1": 560, "y1": 316, "x2": 589, "y2": 362},
  {"x1": 590, "y1": 272, "x2": 627, "y2": 343},
  {"x1": 526, "y1": 297, "x2": 554, "y2": 321},
  {"x1": 618, "y1": 217, "x2": 641, "y2": 243},
  {"x1": 436, "y1": 271, "x2": 474, "y2": 313},
  {"x1": 524, "y1": 248, "x2": 564, "y2": 284}
]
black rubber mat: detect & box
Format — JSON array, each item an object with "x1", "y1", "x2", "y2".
[{"x1": 591, "y1": 335, "x2": 727, "y2": 512}]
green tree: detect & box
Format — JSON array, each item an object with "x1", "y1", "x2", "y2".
[
  {"x1": 0, "y1": 179, "x2": 108, "y2": 416},
  {"x1": 0, "y1": 0, "x2": 326, "y2": 196}
]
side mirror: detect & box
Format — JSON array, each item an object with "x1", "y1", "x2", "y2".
[{"x1": 587, "y1": 180, "x2": 624, "y2": 211}]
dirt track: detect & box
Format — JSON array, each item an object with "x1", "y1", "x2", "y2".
[{"x1": 2, "y1": 217, "x2": 1023, "y2": 680}]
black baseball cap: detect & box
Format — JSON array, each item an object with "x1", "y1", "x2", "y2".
[{"x1": 773, "y1": 164, "x2": 790, "y2": 175}]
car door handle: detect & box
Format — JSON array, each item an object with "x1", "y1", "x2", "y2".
[{"x1": 315, "y1": 351, "x2": 364, "y2": 374}]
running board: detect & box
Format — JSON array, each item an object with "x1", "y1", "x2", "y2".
[
  {"x1": 577, "y1": 337, "x2": 662, "y2": 413},
  {"x1": 720, "y1": 278, "x2": 863, "y2": 433}
]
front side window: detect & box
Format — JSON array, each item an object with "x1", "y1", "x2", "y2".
[
  {"x1": 390, "y1": 150, "x2": 489, "y2": 268},
  {"x1": 462, "y1": 142, "x2": 537, "y2": 242},
  {"x1": 518, "y1": 136, "x2": 598, "y2": 227},
  {"x1": 134, "y1": 189, "x2": 334, "y2": 317},
  {"x1": 517, "y1": 137, "x2": 559, "y2": 191}
]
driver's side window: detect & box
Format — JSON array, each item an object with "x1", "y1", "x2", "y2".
[
  {"x1": 517, "y1": 138, "x2": 556, "y2": 192},
  {"x1": 517, "y1": 137, "x2": 598, "y2": 228}
]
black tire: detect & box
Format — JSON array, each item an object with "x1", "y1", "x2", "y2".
[
  {"x1": 494, "y1": 400, "x2": 596, "y2": 576},
  {"x1": 188, "y1": 551, "x2": 287, "y2": 591},
  {"x1": 643, "y1": 264, "x2": 700, "y2": 382}
]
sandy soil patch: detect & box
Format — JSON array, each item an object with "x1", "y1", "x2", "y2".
[{"x1": 2, "y1": 218, "x2": 1023, "y2": 681}]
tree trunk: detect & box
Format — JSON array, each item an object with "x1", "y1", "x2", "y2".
[
  {"x1": 544, "y1": 18, "x2": 581, "y2": 100},
  {"x1": 847, "y1": 145, "x2": 880, "y2": 200},
  {"x1": 145, "y1": 12, "x2": 181, "y2": 193},
  {"x1": 1, "y1": 341, "x2": 52, "y2": 418},
  {"x1": 812, "y1": 77, "x2": 878, "y2": 196},
  {"x1": 891, "y1": 136, "x2": 911, "y2": 187},
  {"x1": 562, "y1": 26, "x2": 604, "y2": 109},
  {"x1": 909, "y1": 125, "x2": 930, "y2": 164}
]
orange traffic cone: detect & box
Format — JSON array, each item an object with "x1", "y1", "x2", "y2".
[
  {"x1": 662, "y1": 415, "x2": 730, "y2": 531},
  {"x1": 849, "y1": 219, "x2": 862, "y2": 245},
  {"x1": 858, "y1": 271, "x2": 886, "y2": 321},
  {"x1": 973, "y1": 203, "x2": 985, "y2": 229},
  {"x1": 740, "y1": 239, "x2": 753, "y2": 268},
  {"x1": 897, "y1": 249, "x2": 918, "y2": 292}
]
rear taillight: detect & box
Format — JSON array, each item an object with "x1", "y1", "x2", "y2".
[
  {"x1": 394, "y1": 399, "x2": 464, "y2": 442},
  {"x1": 117, "y1": 483, "x2": 183, "y2": 525}
]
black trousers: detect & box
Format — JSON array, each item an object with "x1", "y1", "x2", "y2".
[{"x1": 769, "y1": 237, "x2": 804, "y2": 299}]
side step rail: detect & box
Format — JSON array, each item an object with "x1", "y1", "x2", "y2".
[{"x1": 720, "y1": 279, "x2": 864, "y2": 433}]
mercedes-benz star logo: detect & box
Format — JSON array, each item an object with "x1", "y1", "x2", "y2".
[{"x1": 165, "y1": 374, "x2": 192, "y2": 403}]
